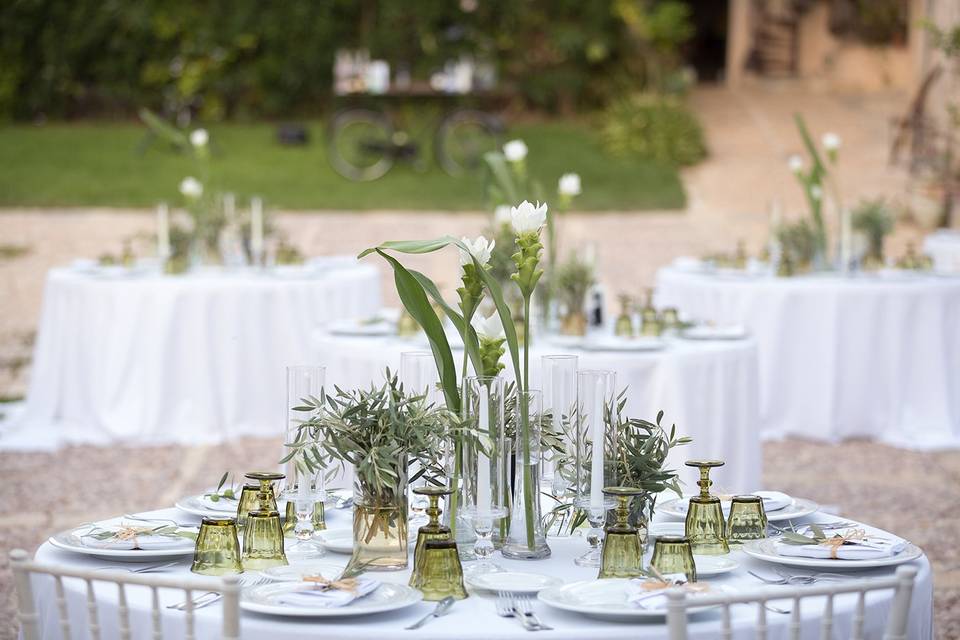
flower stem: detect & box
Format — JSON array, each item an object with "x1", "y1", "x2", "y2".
[{"x1": 520, "y1": 295, "x2": 535, "y2": 549}]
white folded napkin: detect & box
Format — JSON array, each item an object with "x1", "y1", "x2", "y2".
[
  {"x1": 774, "y1": 534, "x2": 906, "y2": 561},
  {"x1": 80, "y1": 533, "x2": 193, "y2": 551},
  {"x1": 199, "y1": 495, "x2": 239, "y2": 512},
  {"x1": 626, "y1": 575, "x2": 696, "y2": 610},
  {"x1": 274, "y1": 578, "x2": 380, "y2": 608}
]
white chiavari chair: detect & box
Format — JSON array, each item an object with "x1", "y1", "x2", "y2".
[
  {"x1": 666, "y1": 565, "x2": 917, "y2": 640},
  {"x1": 10, "y1": 549, "x2": 240, "y2": 640}
]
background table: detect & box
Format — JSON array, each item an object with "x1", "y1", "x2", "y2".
[
  {"x1": 11, "y1": 262, "x2": 380, "y2": 448},
  {"x1": 312, "y1": 330, "x2": 761, "y2": 492},
  {"x1": 656, "y1": 266, "x2": 960, "y2": 449},
  {"x1": 924, "y1": 229, "x2": 960, "y2": 274},
  {"x1": 29, "y1": 507, "x2": 933, "y2": 639}
]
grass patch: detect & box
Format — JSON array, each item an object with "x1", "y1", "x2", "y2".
[{"x1": 0, "y1": 120, "x2": 686, "y2": 211}]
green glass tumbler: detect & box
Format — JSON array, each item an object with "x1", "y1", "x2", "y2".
[
  {"x1": 417, "y1": 539, "x2": 468, "y2": 601},
  {"x1": 409, "y1": 486, "x2": 454, "y2": 590},
  {"x1": 283, "y1": 500, "x2": 326, "y2": 534},
  {"x1": 191, "y1": 517, "x2": 243, "y2": 576},
  {"x1": 726, "y1": 495, "x2": 767, "y2": 544},
  {"x1": 598, "y1": 487, "x2": 644, "y2": 579},
  {"x1": 235, "y1": 483, "x2": 259, "y2": 530},
  {"x1": 241, "y1": 510, "x2": 288, "y2": 570},
  {"x1": 650, "y1": 536, "x2": 697, "y2": 583},
  {"x1": 684, "y1": 460, "x2": 729, "y2": 555}
]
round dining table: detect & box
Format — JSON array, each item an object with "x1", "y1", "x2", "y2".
[
  {"x1": 10, "y1": 260, "x2": 381, "y2": 448},
  {"x1": 924, "y1": 229, "x2": 960, "y2": 274},
  {"x1": 656, "y1": 265, "x2": 960, "y2": 450},
  {"x1": 28, "y1": 506, "x2": 933, "y2": 639},
  {"x1": 311, "y1": 328, "x2": 761, "y2": 492}
]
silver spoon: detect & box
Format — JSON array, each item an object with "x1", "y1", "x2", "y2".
[{"x1": 405, "y1": 596, "x2": 455, "y2": 630}]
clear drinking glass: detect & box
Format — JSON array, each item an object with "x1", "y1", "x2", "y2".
[
  {"x1": 462, "y1": 376, "x2": 508, "y2": 574},
  {"x1": 541, "y1": 355, "x2": 578, "y2": 498},
  {"x1": 401, "y1": 351, "x2": 441, "y2": 533},
  {"x1": 574, "y1": 370, "x2": 618, "y2": 567},
  {"x1": 502, "y1": 390, "x2": 551, "y2": 560}
]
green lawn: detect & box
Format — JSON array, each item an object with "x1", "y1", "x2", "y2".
[{"x1": 0, "y1": 120, "x2": 685, "y2": 211}]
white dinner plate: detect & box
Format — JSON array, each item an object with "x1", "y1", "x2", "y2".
[
  {"x1": 261, "y1": 561, "x2": 349, "y2": 583},
  {"x1": 175, "y1": 494, "x2": 243, "y2": 519},
  {"x1": 658, "y1": 496, "x2": 819, "y2": 523},
  {"x1": 318, "y1": 529, "x2": 354, "y2": 555},
  {"x1": 240, "y1": 581, "x2": 422, "y2": 618},
  {"x1": 647, "y1": 522, "x2": 686, "y2": 541},
  {"x1": 537, "y1": 579, "x2": 731, "y2": 622},
  {"x1": 327, "y1": 322, "x2": 396, "y2": 337},
  {"x1": 48, "y1": 525, "x2": 196, "y2": 562},
  {"x1": 680, "y1": 325, "x2": 748, "y2": 341},
  {"x1": 694, "y1": 555, "x2": 739, "y2": 576},
  {"x1": 742, "y1": 538, "x2": 923, "y2": 570},
  {"x1": 579, "y1": 336, "x2": 665, "y2": 352},
  {"x1": 466, "y1": 571, "x2": 564, "y2": 594}
]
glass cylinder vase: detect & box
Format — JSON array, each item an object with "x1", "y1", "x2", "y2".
[
  {"x1": 502, "y1": 390, "x2": 551, "y2": 560},
  {"x1": 282, "y1": 366, "x2": 326, "y2": 501},
  {"x1": 541, "y1": 355, "x2": 578, "y2": 499},
  {"x1": 350, "y1": 465, "x2": 409, "y2": 571}
]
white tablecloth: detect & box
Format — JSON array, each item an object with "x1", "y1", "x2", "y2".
[
  {"x1": 924, "y1": 230, "x2": 960, "y2": 274},
  {"x1": 311, "y1": 331, "x2": 761, "y2": 493},
  {"x1": 29, "y1": 507, "x2": 933, "y2": 639},
  {"x1": 656, "y1": 266, "x2": 960, "y2": 449},
  {"x1": 8, "y1": 263, "x2": 381, "y2": 448}
]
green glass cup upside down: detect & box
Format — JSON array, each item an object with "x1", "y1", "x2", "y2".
[
  {"x1": 241, "y1": 510, "x2": 288, "y2": 570},
  {"x1": 191, "y1": 517, "x2": 243, "y2": 576},
  {"x1": 409, "y1": 486, "x2": 455, "y2": 590},
  {"x1": 726, "y1": 495, "x2": 767, "y2": 544},
  {"x1": 684, "y1": 460, "x2": 729, "y2": 555},
  {"x1": 598, "y1": 487, "x2": 645, "y2": 579},
  {"x1": 409, "y1": 486, "x2": 467, "y2": 601},
  {"x1": 650, "y1": 536, "x2": 697, "y2": 583},
  {"x1": 283, "y1": 500, "x2": 326, "y2": 534}
]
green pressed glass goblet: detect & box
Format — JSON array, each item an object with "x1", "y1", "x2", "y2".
[
  {"x1": 191, "y1": 517, "x2": 243, "y2": 576},
  {"x1": 418, "y1": 539, "x2": 468, "y2": 601},
  {"x1": 241, "y1": 510, "x2": 288, "y2": 570},
  {"x1": 235, "y1": 483, "x2": 259, "y2": 530},
  {"x1": 684, "y1": 460, "x2": 729, "y2": 555},
  {"x1": 650, "y1": 536, "x2": 696, "y2": 583},
  {"x1": 409, "y1": 486, "x2": 454, "y2": 591},
  {"x1": 726, "y1": 495, "x2": 767, "y2": 544},
  {"x1": 598, "y1": 487, "x2": 644, "y2": 579},
  {"x1": 245, "y1": 471, "x2": 284, "y2": 511}
]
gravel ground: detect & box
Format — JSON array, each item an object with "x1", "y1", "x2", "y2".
[{"x1": 0, "y1": 438, "x2": 957, "y2": 638}]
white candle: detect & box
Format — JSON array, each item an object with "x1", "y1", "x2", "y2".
[
  {"x1": 477, "y1": 385, "x2": 492, "y2": 514},
  {"x1": 251, "y1": 196, "x2": 264, "y2": 262},
  {"x1": 157, "y1": 202, "x2": 170, "y2": 260},
  {"x1": 589, "y1": 379, "x2": 604, "y2": 510}
]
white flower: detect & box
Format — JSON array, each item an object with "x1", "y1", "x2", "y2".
[
  {"x1": 822, "y1": 132, "x2": 841, "y2": 152},
  {"x1": 494, "y1": 205, "x2": 512, "y2": 226},
  {"x1": 179, "y1": 176, "x2": 203, "y2": 199},
  {"x1": 510, "y1": 200, "x2": 548, "y2": 234},
  {"x1": 558, "y1": 172, "x2": 582, "y2": 197},
  {"x1": 810, "y1": 185, "x2": 823, "y2": 201},
  {"x1": 788, "y1": 155, "x2": 804, "y2": 174},
  {"x1": 458, "y1": 235, "x2": 495, "y2": 268},
  {"x1": 503, "y1": 139, "x2": 528, "y2": 163},
  {"x1": 471, "y1": 312, "x2": 505, "y2": 341},
  {"x1": 189, "y1": 129, "x2": 209, "y2": 148}
]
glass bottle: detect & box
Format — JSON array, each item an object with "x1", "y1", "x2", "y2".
[{"x1": 502, "y1": 390, "x2": 550, "y2": 559}]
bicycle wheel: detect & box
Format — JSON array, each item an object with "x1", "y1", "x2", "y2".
[
  {"x1": 435, "y1": 109, "x2": 503, "y2": 177},
  {"x1": 327, "y1": 109, "x2": 395, "y2": 182}
]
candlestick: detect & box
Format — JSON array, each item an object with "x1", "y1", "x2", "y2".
[
  {"x1": 251, "y1": 197, "x2": 264, "y2": 266},
  {"x1": 157, "y1": 202, "x2": 170, "y2": 262},
  {"x1": 477, "y1": 384, "x2": 492, "y2": 513}
]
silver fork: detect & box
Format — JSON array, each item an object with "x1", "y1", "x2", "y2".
[
  {"x1": 513, "y1": 595, "x2": 553, "y2": 631},
  {"x1": 495, "y1": 591, "x2": 530, "y2": 630},
  {"x1": 94, "y1": 561, "x2": 180, "y2": 574},
  {"x1": 168, "y1": 575, "x2": 268, "y2": 611}
]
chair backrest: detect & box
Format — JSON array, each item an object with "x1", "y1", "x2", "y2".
[
  {"x1": 665, "y1": 565, "x2": 917, "y2": 640},
  {"x1": 10, "y1": 549, "x2": 240, "y2": 640}
]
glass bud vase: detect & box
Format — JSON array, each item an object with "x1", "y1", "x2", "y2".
[
  {"x1": 502, "y1": 390, "x2": 551, "y2": 560},
  {"x1": 350, "y1": 466, "x2": 409, "y2": 571}
]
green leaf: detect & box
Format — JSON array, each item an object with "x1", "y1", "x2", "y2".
[
  {"x1": 483, "y1": 152, "x2": 519, "y2": 204},
  {"x1": 138, "y1": 108, "x2": 190, "y2": 149},
  {"x1": 407, "y1": 269, "x2": 483, "y2": 378},
  {"x1": 357, "y1": 237, "x2": 456, "y2": 259}
]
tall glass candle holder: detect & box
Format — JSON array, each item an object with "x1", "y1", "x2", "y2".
[
  {"x1": 462, "y1": 376, "x2": 508, "y2": 574},
  {"x1": 282, "y1": 366, "x2": 326, "y2": 527},
  {"x1": 541, "y1": 355, "x2": 578, "y2": 498},
  {"x1": 574, "y1": 370, "x2": 618, "y2": 567},
  {"x1": 502, "y1": 390, "x2": 551, "y2": 560},
  {"x1": 401, "y1": 351, "x2": 443, "y2": 534}
]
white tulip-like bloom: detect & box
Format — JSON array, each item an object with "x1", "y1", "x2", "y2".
[
  {"x1": 503, "y1": 139, "x2": 528, "y2": 163},
  {"x1": 788, "y1": 154, "x2": 804, "y2": 174},
  {"x1": 190, "y1": 129, "x2": 209, "y2": 148},
  {"x1": 822, "y1": 132, "x2": 841, "y2": 152},
  {"x1": 494, "y1": 205, "x2": 512, "y2": 227},
  {"x1": 458, "y1": 235, "x2": 495, "y2": 267},
  {"x1": 558, "y1": 172, "x2": 582, "y2": 197},
  {"x1": 810, "y1": 184, "x2": 823, "y2": 201},
  {"x1": 179, "y1": 176, "x2": 203, "y2": 199},
  {"x1": 510, "y1": 200, "x2": 548, "y2": 234},
  {"x1": 471, "y1": 312, "x2": 505, "y2": 341}
]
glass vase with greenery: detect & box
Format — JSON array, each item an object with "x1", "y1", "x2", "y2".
[
  {"x1": 852, "y1": 198, "x2": 894, "y2": 270},
  {"x1": 555, "y1": 254, "x2": 594, "y2": 337},
  {"x1": 282, "y1": 371, "x2": 457, "y2": 571}
]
